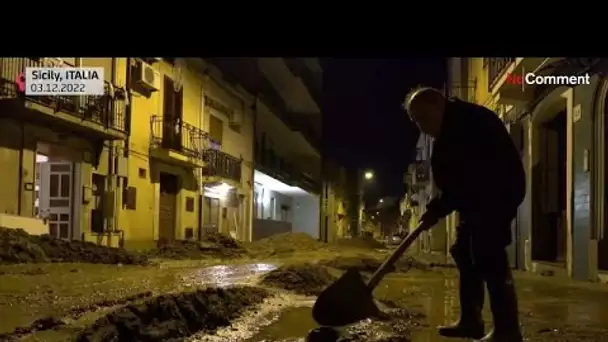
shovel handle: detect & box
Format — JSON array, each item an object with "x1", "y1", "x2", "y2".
[{"x1": 366, "y1": 222, "x2": 428, "y2": 290}]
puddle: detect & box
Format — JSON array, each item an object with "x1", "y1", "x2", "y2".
[
  {"x1": 188, "y1": 263, "x2": 608, "y2": 341},
  {"x1": 249, "y1": 306, "x2": 319, "y2": 341},
  {"x1": 187, "y1": 293, "x2": 316, "y2": 342},
  {"x1": 192, "y1": 263, "x2": 278, "y2": 286}
]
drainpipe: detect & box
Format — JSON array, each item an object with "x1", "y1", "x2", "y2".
[
  {"x1": 106, "y1": 58, "x2": 117, "y2": 240},
  {"x1": 17, "y1": 121, "x2": 25, "y2": 215},
  {"x1": 199, "y1": 77, "x2": 207, "y2": 241},
  {"x1": 250, "y1": 95, "x2": 258, "y2": 242}
]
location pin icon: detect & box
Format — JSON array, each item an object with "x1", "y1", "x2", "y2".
[{"x1": 16, "y1": 72, "x2": 25, "y2": 92}]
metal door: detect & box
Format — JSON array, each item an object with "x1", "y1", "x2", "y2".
[{"x1": 39, "y1": 162, "x2": 73, "y2": 239}]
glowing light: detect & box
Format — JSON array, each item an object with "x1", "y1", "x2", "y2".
[
  {"x1": 254, "y1": 170, "x2": 307, "y2": 195},
  {"x1": 364, "y1": 171, "x2": 374, "y2": 180},
  {"x1": 205, "y1": 182, "x2": 233, "y2": 199},
  {"x1": 36, "y1": 154, "x2": 48, "y2": 163}
]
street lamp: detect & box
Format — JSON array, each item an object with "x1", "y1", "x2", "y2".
[
  {"x1": 364, "y1": 171, "x2": 374, "y2": 180},
  {"x1": 379, "y1": 199, "x2": 384, "y2": 203}
]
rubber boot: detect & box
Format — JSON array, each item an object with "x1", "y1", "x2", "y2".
[
  {"x1": 437, "y1": 279, "x2": 485, "y2": 339},
  {"x1": 475, "y1": 265, "x2": 522, "y2": 342},
  {"x1": 438, "y1": 243, "x2": 485, "y2": 339}
]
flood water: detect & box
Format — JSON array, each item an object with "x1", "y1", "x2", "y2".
[{"x1": 190, "y1": 263, "x2": 608, "y2": 341}]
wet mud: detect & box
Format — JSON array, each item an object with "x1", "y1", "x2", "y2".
[
  {"x1": 260, "y1": 264, "x2": 337, "y2": 296},
  {"x1": 320, "y1": 256, "x2": 388, "y2": 273},
  {"x1": 0, "y1": 291, "x2": 154, "y2": 341},
  {"x1": 319, "y1": 255, "x2": 432, "y2": 275},
  {"x1": 334, "y1": 236, "x2": 386, "y2": 249},
  {"x1": 150, "y1": 232, "x2": 247, "y2": 260},
  {"x1": 0, "y1": 228, "x2": 148, "y2": 265},
  {"x1": 246, "y1": 302, "x2": 425, "y2": 342},
  {"x1": 248, "y1": 233, "x2": 327, "y2": 257},
  {"x1": 75, "y1": 286, "x2": 270, "y2": 342}
]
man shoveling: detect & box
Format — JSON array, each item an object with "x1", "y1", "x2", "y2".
[{"x1": 404, "y1": 87, "x2": 526, "y2": 342}]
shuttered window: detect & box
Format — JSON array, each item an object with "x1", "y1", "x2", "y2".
[{"x1": 209, "y1": 115, "x2": 223, "y2": 144}]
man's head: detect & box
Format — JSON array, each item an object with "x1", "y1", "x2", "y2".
[{"x1": 403, "y1": 87, "x2": 446, "y2": 137}]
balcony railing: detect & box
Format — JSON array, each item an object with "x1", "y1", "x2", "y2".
[
  {"x1": 150, "y1": 115, "x2": 208, "y2": 158},
  {"x1": 0, "y1": 58, "x2": 127, "y2": 132},
  {"x1": 487, "y1": 57, "x2": 515, "y2": 90},
  {"x1": 202, "y1": 149, "x2": 242, "y2": 183},
  {"x1": 414, "y1": 161, "x2": 430, "y2": 183}
]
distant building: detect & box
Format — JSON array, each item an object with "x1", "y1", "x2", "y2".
[{"x1": 400, "y1": 134, "x2": 434, "y2": 253}]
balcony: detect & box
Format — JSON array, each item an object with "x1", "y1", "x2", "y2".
[
  {"x1": 295, "y1": 171, "x2": 320, "y2": 194},
  {"x1": 0, "y1": 58, "x2": 127, "y2": 140},
  {"x1": 256, "y1": 146, "x2": 296, "y2": 185},
  {"x1": 487, "y1": 57, "x2": 560, "y2": 106},
  {"x1": 150, "y1": 115, "x2": 208, "y2": 168},
  {"x1": 488, "y1": 57, "x2": 515, "y2": 90},
  {"x1": 202, "y1": 149, "x2": 242, "y2": 185}
]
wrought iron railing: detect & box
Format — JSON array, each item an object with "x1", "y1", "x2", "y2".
[
  {"x1": 257, "y1": 146, "x2": 294, "y2": 182},
  {"x1": 297, "y1": 171, "x2": 319, "y2": 191},
  {"x1": 414, "y1": 161, "x2": 430, "y2": 183},
  {"x1": 150, "y1": 115, "x2": 208, "y2": 158},
  {"x1": 487, "y1": 57, "x2": 515, "y2": 90},
  {"x1": 202, "y1": 149, "x2": 242, "y2": 183},
  {"x1": 0, "y1": 57, "x2": 127, "y2": 132}
]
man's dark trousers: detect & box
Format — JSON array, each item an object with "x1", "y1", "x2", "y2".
[{"x1": 449, "y1": 216, "x2": 521, "y2": 337}]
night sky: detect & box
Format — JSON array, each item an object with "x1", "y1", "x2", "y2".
[{"x1": 324, "y1": 58, "x2": 447, "y2": 199}]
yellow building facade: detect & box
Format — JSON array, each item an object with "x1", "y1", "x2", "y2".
[
  {"x1": 0, "y1": 57, "x2": 254, "y2": 249},
  {"x1": 121, "y1": 58, "x2": 254, "y2": 249}
]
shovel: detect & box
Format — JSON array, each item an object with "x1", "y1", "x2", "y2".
[{"x1": 312, "y1": 222, "x2": 428, "y2": 327}]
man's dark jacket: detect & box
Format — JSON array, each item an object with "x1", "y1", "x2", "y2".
[{"x1": 426, "y1": 98, "x2": 526, "y2": 223}]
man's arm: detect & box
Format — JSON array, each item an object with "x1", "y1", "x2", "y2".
[{"x1": 422, "y1": 192, "x2": 456, "y2": 224}]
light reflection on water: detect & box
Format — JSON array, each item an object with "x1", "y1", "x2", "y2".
[{"x1": 195, "y1": 263, "x2": 278, "y2": 287}]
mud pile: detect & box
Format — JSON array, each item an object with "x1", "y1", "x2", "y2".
[
  {"x1": 248, "y1": 232, "x2": 325, "y2": 257},
  {"x1": 334, "y1": 236, "x2": 385, "y2": 249},
  {"x1": 320, "y1": 255, "x2": 431, "y2": 275},
  {"x1": 151, "y1": 232, "x2": 247, "y2": 259},
  {"x1": 320, "y1": 255, "x2": 391, "y2": 273},
  {"x1": 76, "y1": 286, "x2": 269, "y2": 342},
  {"x1": 260, "y1": 263, "x2": 337, "y2": 296},
  {"x1": 0, "y1": 228, "x2": 148, "y2": 265},
  {"x1": 396, "y1": 256, "x2": 432, "y2": 272}
]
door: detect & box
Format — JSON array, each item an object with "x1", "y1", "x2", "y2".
[
  {"x1": 600, "y1": 104, "x2": 608, "y2": 270},
  {"x1": 162, "y1": 76, "x2": 183, "y2": 151},
  {"x1": 203, "y1": 196, "x2": 220, "y2": 233},
  {"x1": 158, "y1": 172, "x2": 178, "y2": 242},
  {"x1": 39, "y1": 162, "x2": 73, "y2": 239},
  {"x1": 91, "y1": 173, "x2": 106, "y2": 233}
]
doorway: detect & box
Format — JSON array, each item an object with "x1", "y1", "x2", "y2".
[
  {"x1": 531, "y1": 110, "x2": 567, "y2": 265},
  {"x1": 599, "y1": 94, "x2": 608, "y2": 271},
  {"x1": 91, "y1": 173, "x2": 106, "y2": 233},
  {"x1": 158, "y1": 172, "x2": 178, "y2": 242},
  {"x1": 201, "y1": 196, "x2": 220, "y2": 234},
  {"x1": 36, "y1": 150, "x2": 75, "y2": 240}
]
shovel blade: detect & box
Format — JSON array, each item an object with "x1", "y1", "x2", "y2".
[{"x1": 312, "y1": 268, "x2": 380, "y2": 327}]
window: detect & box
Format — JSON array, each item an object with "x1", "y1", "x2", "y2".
[
  {"x1": 209, "y1": 115, "x2": 223, "y2": 144},
  {"x1": 280, "y1": 205, "x2": 289, "y2": 221},
  {"x1": 269, "y1": 197, "x2": 276, "y2": 220},
  {"x1": 163, "y1": 76, "x2": 183, "y2": 121}
]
